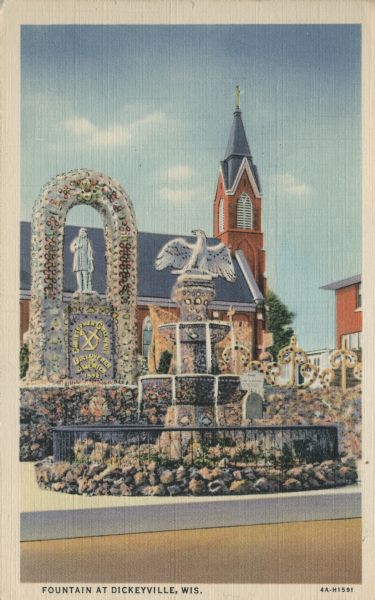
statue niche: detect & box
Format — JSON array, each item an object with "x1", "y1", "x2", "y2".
[
  {"x1": 27, "y1": 169, "x2": 138, "y2": 385},
  {"x1": 70, "y1": 227, "x2": 94, "y2": 293}
]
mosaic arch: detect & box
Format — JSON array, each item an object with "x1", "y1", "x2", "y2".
[{"x1": 28, "y1": 169, "x2": 138, "y2": 385}]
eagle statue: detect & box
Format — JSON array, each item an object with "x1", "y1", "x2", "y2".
[{"x1": 155, "y1": 229, "x2": 236, "y2": 282}]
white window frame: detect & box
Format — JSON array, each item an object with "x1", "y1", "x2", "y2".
[
  {"x1": 219, "y1": 198, "x2": 224, "y2": 233},
  {"x1": 341, "y1": 334, "x2": 350, "y2": 349}
]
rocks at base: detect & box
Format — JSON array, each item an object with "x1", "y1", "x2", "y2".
[
  {"x1": 175, "y1": 466, "x2": 186, "y2": 480},
  {"x1": 160, "y1": 469, "x2": 174, "y2": 485},
  {"x1": 142, "y1": 485, "x2": 166, "y2": 496},
  {"x1": 34, "y1": 456, "x2": 358, "y2": 497},
  {"x1": 188, "y1": 479, "x2": 207, "y2": 495},
  {"x1": 254, "y1": 477, "x2": 269, "y2": 492},
  {"x1": 229, "y1": 480, "x2": 252, "y2": 494},
  {"x1": 282, "y1": 478, "x2": 302, "y2": 491},
  {"x1": 208, "y1": 479, "x2": 228, "y2": 495},
  {"x1": 167, "y1": 484, "x2": 181, "y2": 496}
]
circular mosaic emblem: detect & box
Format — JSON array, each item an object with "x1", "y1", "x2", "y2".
[{"x1": 88, "y1": 396, "x2": 109, "y2": 420}]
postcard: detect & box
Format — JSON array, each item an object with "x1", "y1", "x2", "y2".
[{"x1": 1, "y1": 1, "x2": 374, "y2": 599}]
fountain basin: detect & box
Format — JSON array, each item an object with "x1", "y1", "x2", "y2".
[{"x1": 159, "y1": 321, "x2": 230, "y2": 374}]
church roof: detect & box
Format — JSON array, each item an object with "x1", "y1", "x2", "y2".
[
  {"x1": 20, "y1": 222, "x2": 259, "y2": 307},
  {"x1": 221, "y1": 109, "x2": 261, "y2": 192}
]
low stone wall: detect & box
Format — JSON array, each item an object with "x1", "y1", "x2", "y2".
[
  {"x1": 20, "y1": 383, "x2": 138, "y2": 461},
  {"x1": 35, "y1": 456, "x2": 358, "y2": 497},
  {"x1": 21, "y1": 380, "x2": 361, "y2": 461},
  {"x1": 260, "y1": 386, "x2": 361, "y2": 458}
]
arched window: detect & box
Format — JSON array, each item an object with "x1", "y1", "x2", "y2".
[
  {"x1": 142, "y1": 316, "x2": 153, "y2": 359},
  {"x1": 237, "y1": 193, "x2": 253, "y2": 229},
  {"x1": 218, "y1": 198, "x2": 224, "y2": 233}
]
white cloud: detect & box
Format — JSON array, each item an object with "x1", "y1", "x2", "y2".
[
  {"x1": 63, "y1": 111, "x2": 166, "y2": 148},
  {"x1": 166, "y1": 165, "x2": 193, "y2": 180},
  {"x1": 274, "y1": 172, "x2": 311, "y2": 197},
  {"x1": 160, "y1": 185, "x2": 206, "y2": 203},
  {"x1": 90, "y1": 124, "x2": 131, "y2": 147},
  {"x1": 64, "y1": 117, "x2": 97, "y2": 136}
]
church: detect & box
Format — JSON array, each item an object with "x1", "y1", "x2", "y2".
[{"x1": 20, "y1": 97, "x2": 269, "y2": 365}]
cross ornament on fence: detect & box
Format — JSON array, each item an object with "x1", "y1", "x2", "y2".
[
  {"x1": 247, "y1": 335, "x2": 362, "y2": 391},
  {"x1": 325, "y1": 339, "x2": 361, "y2": 393}
]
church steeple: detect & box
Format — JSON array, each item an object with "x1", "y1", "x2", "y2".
[
  {"x1": 213, "y1": 88, "x2": 266, "y2": 294},
  {"x1": 220, "y1": 89, "x2": 261, "y2": 193}
]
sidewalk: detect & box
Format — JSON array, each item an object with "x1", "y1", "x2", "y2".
[{"x1": 21, "y1": 462, "x2": 361, "y2": 541}]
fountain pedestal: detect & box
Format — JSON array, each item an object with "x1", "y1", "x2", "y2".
[{"x1": 139, "y1": 271, "x2": 246, "y2": 435}]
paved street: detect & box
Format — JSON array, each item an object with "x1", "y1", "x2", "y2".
[{"x1": 21, "y1": 518, "x2": 361, "y2": 583}]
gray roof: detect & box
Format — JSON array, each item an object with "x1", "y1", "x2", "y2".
[
  {"x1": 20, "y1": 222, "x2": 256, "y2": 306},
  {"x1": 224, "y1": 109, "x2": 252, "y2": 159},
  {"x1": 320, "y1": 274, "x2": 361, "y2": 291},
  {"x1": 221, "y1": 109, "x2": 261, "y2": 191}
]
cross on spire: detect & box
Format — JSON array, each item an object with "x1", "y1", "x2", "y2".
[{"x1": 235, "y1": 85, "x2": 241, "y2": 110}]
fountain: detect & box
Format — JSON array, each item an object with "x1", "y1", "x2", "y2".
[
  {"x1": 138, "y1": 231, "x2": 247, "y2": 430},
  {"x1": 46, "y1": 233, "x2": 343, "y2": 490}
]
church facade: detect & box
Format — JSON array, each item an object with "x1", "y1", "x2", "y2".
[{"x1": 20, "y1": 101, "x2": 269, "y2": 364}]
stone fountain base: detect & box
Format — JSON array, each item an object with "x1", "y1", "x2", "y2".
[{"x1": 139, "y1": 374, "x2": 246, "y2": 428}]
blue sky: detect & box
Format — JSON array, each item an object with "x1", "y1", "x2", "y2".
[{"x1": 21, "y1": 25, "x2": 361, "y2": 351}]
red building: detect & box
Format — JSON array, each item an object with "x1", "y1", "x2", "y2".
[{"x1": 321, "y1": 275, "x2": 362, "y2": 350}]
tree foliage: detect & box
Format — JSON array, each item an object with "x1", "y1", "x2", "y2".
[
  {"x1": 20, "y1": 344, "x2": 29, "y2": 379},
  {"x1": 266, "y1": 290, "x2": 295, "y2": 359}
]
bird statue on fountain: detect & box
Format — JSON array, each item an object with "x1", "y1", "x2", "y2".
[{"x1": 155, "y1": 229, "x2": 236, "y2": 282}]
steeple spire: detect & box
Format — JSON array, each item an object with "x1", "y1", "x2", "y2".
[
  {"x1": 221, "y1": 90, "x2": 261, "y2": 192},
  {"x1": 224, "y1": 107, "x2": 252, "y2": 162}
]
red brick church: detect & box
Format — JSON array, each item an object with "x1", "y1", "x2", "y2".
[{"x1": 20, "y1": 98, "x2": 269, "y2": 362}]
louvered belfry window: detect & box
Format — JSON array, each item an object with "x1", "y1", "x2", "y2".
[
  {"x1": 219, "y1": 198, "x2": 224, "y2": 232},
  {"x1": 237, "y1": 193, "x2": 253, "y2": 229}
]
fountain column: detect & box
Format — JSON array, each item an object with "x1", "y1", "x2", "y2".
[{"x1": 162, "y1": 272, "x2": 229, "y2": 430}]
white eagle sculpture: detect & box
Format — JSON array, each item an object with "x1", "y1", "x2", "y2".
[{"x1": 155, "y1": 229, "x2": 236, "y2": 282}]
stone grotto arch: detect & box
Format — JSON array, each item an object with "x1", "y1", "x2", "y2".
[{"x1": 28, "y1": 169, "x2": 138, "y2": 385}]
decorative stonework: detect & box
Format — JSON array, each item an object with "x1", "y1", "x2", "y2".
[
  {"x1": 69, "y1": 311, "x2": 115, "y2": 381},
  {"x1": 172, "y1": 275, "x2": 215, "y2": 322},
  {"x1": 27, "y1": 169, "x2": 138, "y2": 384},
  {"x1": 20, "y1": 382, "x2": 138, "y2": 461}
]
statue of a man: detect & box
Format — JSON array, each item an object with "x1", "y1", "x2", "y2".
[{"x1": 70, "y1": 228, "x2": 94, "y2": 292}]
